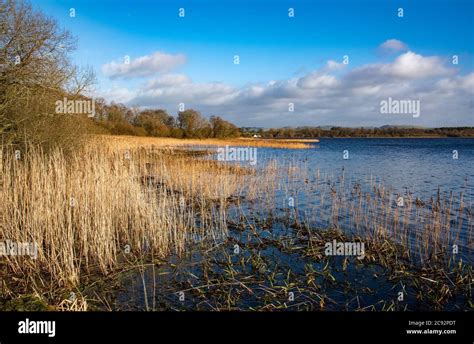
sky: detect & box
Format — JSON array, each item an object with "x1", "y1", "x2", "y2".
[{"x1": 35, "y1": 0, "x2": 474, "y2": 127}]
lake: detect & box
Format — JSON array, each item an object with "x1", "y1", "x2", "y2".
[
  {"x1": 115, "y1": 138, "x2": 474, "y2": 311},
  {"x1": 257, "y1": 138, "x2": 474, "y2": 200}
]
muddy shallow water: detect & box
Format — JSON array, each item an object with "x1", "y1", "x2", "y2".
[{"x1": 112, "y1": 138, "x2": 473, "y2": 311}]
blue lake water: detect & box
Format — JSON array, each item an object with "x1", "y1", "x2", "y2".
[
  {"x1": 257, "y1": 138, "x2": 474, "y2": 202},
  {"x1": 118, "y1": 138, "x2": 474, "y2": 310},
  {"x1": 234, "y1": 138, "x2": 474, "y2": 263}
]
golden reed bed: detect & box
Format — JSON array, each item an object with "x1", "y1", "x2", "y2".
[
  {"x1": 0, "y1": 138, "x2": 253, "y2": 289},
  {"x1": 102, "y1": 135, "x2": 317, "y2": 150},
  {"x1": 0, "y1": 134, "x2": 291, "y2": 300}
]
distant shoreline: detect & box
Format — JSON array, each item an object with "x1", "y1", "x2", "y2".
[
  {"x1": 309, "y1": 136, "x2": 474, "y2": 139},
  {"x1": 247, "y1": 136, "x2": 474, "y2": 140},
  {"x1": 241, "y1": 127, "x2": 474, "y2": 140}
]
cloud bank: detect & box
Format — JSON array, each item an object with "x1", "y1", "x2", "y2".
[
  {"x1": 102, "y1": 51, "x2": 186, "y2": 79},
  {"x1": 99, "y1": 46, "x2": 473, "y2": 127}
]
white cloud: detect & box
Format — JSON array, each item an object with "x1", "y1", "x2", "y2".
[
  {"x1": 145, "y1": 74, "x2": 192, "y2": 88},
  {"x1": 97, "y1": 87, "x2": 136, "y2": 103},
  {"x1": 348, "y1": 52, "x2": 451, "y2": 86},
  {"x1": 385, "y1": 51, "x2": 451, "y2": 79},
  {"x1": 134, "y1": 78, "x2": 236, "y2": 107},
  {"x1": 325, "y1": 60, "x2": 346, "y2": 71},
  {"x1": 379, "y1": 39, "x2": 408, "y2": 53},
  {"x1": 102, "y1": 51, "x2": 186, "y2": 79},
  {"x1": 436, "y1": 73, "x2": 474, "y2": 94},
  {"x1": 297, "y1": 72, "x2": 339, "y2": 89}
]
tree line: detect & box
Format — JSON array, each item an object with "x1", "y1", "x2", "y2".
[
  {"x1": 93, "y1": 101, "x2": 240, "y2": 139},
  {"x1": 244, "y1": 126, "x2": 474, "y2": 138}
]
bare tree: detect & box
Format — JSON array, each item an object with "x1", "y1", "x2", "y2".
[{"x1": 0, "y1": 0, "x2": 95, "y2": 149}]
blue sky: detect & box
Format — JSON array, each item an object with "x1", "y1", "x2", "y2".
[{"x1": 35, "y1": 0, "x2": 474, "y2": 127}]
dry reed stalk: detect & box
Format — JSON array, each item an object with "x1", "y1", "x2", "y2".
[
  {"x1": 99, "y1": 135, "x2": 314, "y2": 150},
  {"x1": 0, "y1": 140, "x2": 250, "y2": 287}
]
